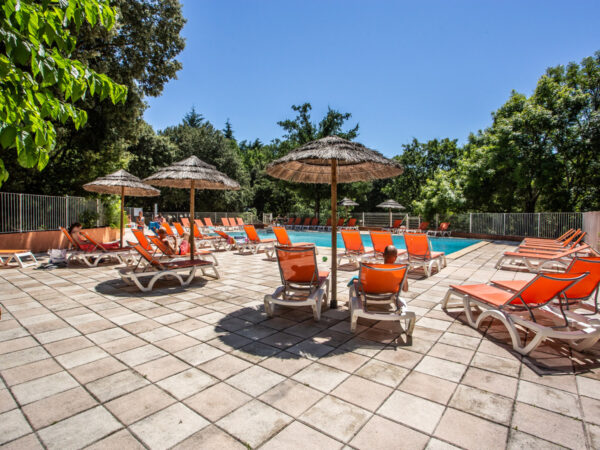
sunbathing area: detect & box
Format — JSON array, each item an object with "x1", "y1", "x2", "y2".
[{"x1": 1, "y1": 226, "x2": 600, "y2": 449}]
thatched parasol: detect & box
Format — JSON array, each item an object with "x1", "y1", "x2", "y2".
[
  {"x1": 338, "y1": 197, "x2": 359, "y2": 207},
  {"x1": 377, "y1": 199, "x2": 405, "y2": 227},
  {"x1": 144, "y1": 156, "x2": 240, "y2": 260},
  {"x1": 83, "y1": 169, "x2": 160, "y2": 247},
  {"x1": 266, "y1": 136, "x2": 403, "y2": 308}
]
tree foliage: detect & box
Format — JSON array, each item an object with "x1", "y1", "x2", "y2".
[{"x1": 0, "y1": 0, "x2": 128, "y2": 186}]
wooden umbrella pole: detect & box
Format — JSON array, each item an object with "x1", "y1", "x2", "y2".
[
  {"x1": 330, "y1": 160, "x2": 338, "y2": 309},
  {"x1": 120, "y1": 186, "x2": 125, "y2": 248},
  {"x1": 190, "y1": 180, "x2": 195, "y2": 260}
]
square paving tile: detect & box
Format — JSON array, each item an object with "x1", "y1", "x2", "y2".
[
  {"x1": 461, "y1": 367, "x2": 518, "y2": 398},
  {"x1": 85, "y1": 429, "x2": 144, "y2": 450},
  {"x1": 86, "y1": 370, "x2": 149, "y2": 402},
  {"x1": 227, "y1": 365, "x2": 285, "y2": 397},
  {"x1": 185, "y1": 382, "x2": 251, "y2": 421},
  {"x1": 259, "y1": 352, "x2": 312, "y2": 376},
  {"x1": 378, "y1": 390, "x2": 445, "y2": 433},
  {"x1": 331, "y1": 375, "x2": 393, "y2": 412},
  {"x1": 105, "y1": 385, "x2": 175, "y2": 425},
  {"x1": 69, "y1": 356, "x2": 126, "y2": 384},
  {"x1": 434, "y1": 408, "x2": 508, "y2": 450},
  {"x1": 399, "y1": 371, "x2": 457, "y2": 405},
  {"x1": 259, "y1": 379, "x2": 324, "y2": 417},
  {"x1": 355, "y1": 359, "x2": 409, "y2": 387},
  {"x1": 157, "y1": 368, "x2": 217, "y2": 400},
  {"x1": 292, "y1": 363, "x2": 350, "y2": 393},
  {"x1": 174, "y1": 343, "x2": 225, "y2": 366},
  {"x1": 516, "y1": 379, "x2": 580, "y2": 418},
  {"x1": 449, "y1": 384, "x2": 513, "y2": 425},
  {"x1": 129, "y1": 403, "x2": 209, "y2": 450},
  {"x1": 350, "y1": 414, "x2": 429, "y2": 450},
  {"x1": 0, "y1": 409, "x2": 32, "y2": 445},
  {"x1": 300, "y1": 395, "x2": 371, "y2": 442},
  {"x1": 198, "y1": 353, "x2": 252, "y2": 380},
  {"x1": 11, "y1": 371, "x2": 79, "y2": 405},
  {"x1": 133, "y1": 355, "x2": 190, "y2": 382},
  {"x1": 22, "y1": 387, "x2": 96, "y2": 429},
  {"x1": 37, "y1": 406, "x2": 121, "y2": 450},
  {"x1": 511, "y1": 402, "x2": 585, "y2": 449},
  {"x1": 171, "y1": 425, "x2": 245, "y2": 449},
  {"x1": 414, "y1": 355, "x2": 467, "y2": 383},
  {"x1": 217, "y1": 400, "x2": 292, "y2": 448},
  {"x1": 262, "y1": 421, "x2": 342, "y2": 450}
]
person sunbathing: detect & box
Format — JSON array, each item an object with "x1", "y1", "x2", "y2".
[
  {"x1": 68, "y1": 222, "x2": 120, "y2": 252},
  {"x1": 179, "y1": 232, "x2": 190, "y2": 255},
  {"x1": 157, "y1": 228, "x2": 176, "y2": 254}
]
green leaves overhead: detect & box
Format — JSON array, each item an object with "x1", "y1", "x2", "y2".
[{"x1": 0, "y1": 0, "x2": 128, "y2": 185}]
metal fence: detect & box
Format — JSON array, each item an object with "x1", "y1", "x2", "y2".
[
  {"x1": 0, "y1": 192, "x2": 103, "y2": 233},
  {"x1": 454, "y1": 212, "x2": 584, "y2": 238}
]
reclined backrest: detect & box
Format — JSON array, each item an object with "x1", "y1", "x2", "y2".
[
  {"x1": 162, "y1": 223, "x2": 175, "y2": 236},
  {"x1": 237, "y1": 217, "x2": 244, "y2": 226},
  {"x1": 564, "y1": 257, "x2": 600, "y2": 299},
  {"x1": 221, "y1": 218, "x2": 229, "y2": 227},
  {"x1": 204, "y1": 218, "x2": 214, "y2": 227},
  {"x1": 276, "y1": 245, "x2": 319, "y2": 288},
  {"x1": 272, "y1": 227, "x2": 291, "y2": 246},
  {"x1": 516, "y1": 272, "x2": 588, "y2": 306},
  {"x1": 404, "y1": 234, "x2": 432, "y2": 261},
  {"x1": 148, "y1": 236, "x2": 174, "y2": 256},
  {"x1": 370, "y1": 231, "x2": 394, "y2": 255},
  {"x1": 347, "y1": 218, "x2": 357, "y2": 227},
  {"x1": 358, "y1": 263, "x2": 408, "y2": 297},
  {"x1": 215, "y1": 229, "x2": 234, "y2": 244},
  {"x1": 392, "y1": 219, "x2": 403, "y2": 228},
  {"x1": 341, "y1": 230, "x2": 365, "y2": 253},
  {"x1": 132, "y1": 229, "x2": 152, "y2": 251},
  {"x1": 181, "y1": 218, "x2": 190, "y2": 228},
  {"x1": 173, "y1": 222, "x2": 185, "y2": 236},
  {"x1": 244, "y1": 225, "x2": 260, "y2": 242}
]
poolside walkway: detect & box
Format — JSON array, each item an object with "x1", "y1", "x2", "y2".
[{"x1": 1, "y1": 241, "x2": 599, "y2": 449}]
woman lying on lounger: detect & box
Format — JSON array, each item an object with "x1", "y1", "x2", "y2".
[{"x1": 68, "y1": 223, "x2": 121, "y2": 252}]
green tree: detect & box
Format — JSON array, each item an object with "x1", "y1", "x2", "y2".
[
  {"x1": 2, "y1": 0, "x2": 185, "y2": 194},
  {"x1": 0, "y1": 0, "x2": 128, "y2": 187},
  {"x1": 276, "y1": 103, "x2": 360, "y2": 217}
]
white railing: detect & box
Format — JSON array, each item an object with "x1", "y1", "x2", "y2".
[{"x1": 0, "y1": 192, "x2": 103, "y2": 233}]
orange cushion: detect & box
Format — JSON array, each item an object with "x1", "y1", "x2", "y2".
[{"x1": 450, "y1": 284, "x2": 515, "y2": 306}]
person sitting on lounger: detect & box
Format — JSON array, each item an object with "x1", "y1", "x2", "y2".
[
  {"x1": 157, "y1": 228, "x2": 175, "y2": 254},
  {"x1": 179, "y1": 232, "x2": 190, "y2": 255},
  {"x1": 68, "y1": 223, "x2": 120, "y2": 252},
  {"x1": 383, "y1": 245, "x2": 398, "y2": 263}
]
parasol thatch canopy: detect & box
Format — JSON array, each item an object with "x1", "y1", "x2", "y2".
[
  {"x1": 265, "y1": 135, "x2": 403, "y2": 309},
  {"x1": 83, "y1": 169, "x2": 160, "y2": 197},
  {"x1": 338, "y1": 197, "x2": 359, "y2": 207},
  {"x1": 144, "y1": 155, "x2": 241, "y2": 190},
  {"x1": 265, "y1": 136, "x2": 403, "y2": 183},
  {"x1": 144, "y1": 155, "x2": 240, "y2": 261},
  {"x1": 377, "y1": 199, "x2": 405, "y2": 209},
  {"x1": 83, "y1": 169, "x2": 160, "y2": 247}
]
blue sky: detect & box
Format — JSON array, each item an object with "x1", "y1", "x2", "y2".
[{"x1": 144, "y1": 0, "x2": 600, "y2": 157}]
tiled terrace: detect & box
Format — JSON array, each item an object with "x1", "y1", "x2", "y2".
[{"x1": 1, "y1": 241, "x2": 599, "y2": 449}]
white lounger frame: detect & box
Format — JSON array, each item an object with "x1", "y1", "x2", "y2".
[
  {"x1": 238, "y1": 240, "x2": 275, "y2": 259},
  {"x1": 405, "y1": 253, "x2": 446, "y2": 277},
  {"x1": 0, "y1": 251, "x2": 38, "y2": 268},
  {"x1": 442, "y1": 288, "x2": 600, "y2": 355},
  {"x1": 119, "y1": 261, "x2": 220, "y2": 292},
  {"x1": 348, "y1": 285, "x2": 415, "y2": 335},
  {"x1": 264, "y1": 279, "x2": 329, "y2": 321},
  {"x1": 67, "y1": 249, "x2": 134, "y2": 267}
]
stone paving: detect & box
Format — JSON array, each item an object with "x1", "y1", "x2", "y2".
[{"x1": 1, "y1": 240, "x2": 599, "y2": 449}]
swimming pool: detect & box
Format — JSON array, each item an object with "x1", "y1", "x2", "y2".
[{"x1": 232, "y1": 229, "x2": 480, "y2": 255}]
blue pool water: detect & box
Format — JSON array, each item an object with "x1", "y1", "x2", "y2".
[{"x1": 230, "y1": 230, "x2": 480, "y2": 255}]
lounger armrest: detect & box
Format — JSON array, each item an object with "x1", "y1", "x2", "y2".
[
  {"x1": 307, "y1": 287, "x2": 325, "y2": 303},
  {"x1": 268, "y1": 285, "x2": 287, "y2": 300}
]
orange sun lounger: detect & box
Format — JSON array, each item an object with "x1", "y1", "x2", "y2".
[
  {"x1": 338, "y1": 230, "x2": 374, "y2": 266},
  {"x1": 403, "y1": 233, "x2": 446, "y2": 277},
  {"x1": 369, "y1": 231, "x2": 407, "y2": 260},
  {"x1": 264, "y1": 245, "x2": 330, "y2": 321},
  {"x1": 241, "y1": 225, "x2": 276, "y2": 257},
  {"x1": 495, "y1": 244, "x2": 594, "y2": 272},
  {"x1": 442, "y1": 272, "x2": 600, "y2": 355},
  {"x1": 272, "y1": 226, "x2": 314, "y2": 248},
  {"x1": 118, "y1": 245, "x2": 219, "y2": 292},
  {"x1": 349, "y1": 263, "x2": 415, "y2": 335}
]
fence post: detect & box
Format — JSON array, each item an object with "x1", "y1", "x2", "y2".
[
  {"x1": 469, "y1": 213, "x2": 472, "y2": 233},
  {"x1": 96, "y1": 199, "x2": 100, "y2": 227},
  {"x1": 503, "y1": 213, "x2": 506, "y2": 236},
  {"x1": 65, "y1": 195, "x2": 69, "y2": 227},
  {"x1": 19, "y1": 193, "x2": 23, "y2": 232},
  {"x1": 362, "y1": 212, "x2": 365, "y2": 227},
  {"x1": 435, "y1": 213, "x2": 439, "y2": 228},
  {"x1": 537, "y1": 213, "x2": 541, "y2": 237}
]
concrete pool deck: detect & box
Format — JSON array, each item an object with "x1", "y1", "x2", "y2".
[{"x1": 1, "y1": 241, "x2": 599, "y2": 449}]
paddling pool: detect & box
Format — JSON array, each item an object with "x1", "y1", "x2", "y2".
[{"x1": 230, "y1": 229, "x2": 480, "y2": 255}]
